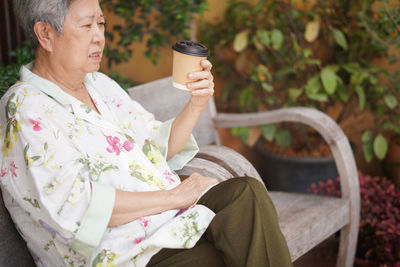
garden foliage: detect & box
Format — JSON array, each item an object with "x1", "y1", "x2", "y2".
[
  {"x1": 310, "y1": 172, "x2": 400, "y2": 265},
  {"x1": 200, "y1": 0, "x2": 400, "y2": 161},
  {"x1": 101, "y1": 0, "x2": 208, "y2": 67}
]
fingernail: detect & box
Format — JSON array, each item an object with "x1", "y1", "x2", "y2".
[{"x1": 188, "y1": 73, "x2": 194, "y2": 79}]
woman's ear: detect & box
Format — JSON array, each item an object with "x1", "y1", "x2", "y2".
[{"x1": 33, "y1": 22, "x2": 56, "y2": 52}]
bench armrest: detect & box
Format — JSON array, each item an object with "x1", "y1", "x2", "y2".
[
  {"x1": 176, "y1": 157, "x2": 233, "y2": 181},
  {"x1": 197, "y1": 145, "x2": 264, "y2": 185},
  {"x1": 214, "y1": 107, "x2": 360, "y2": 241}
]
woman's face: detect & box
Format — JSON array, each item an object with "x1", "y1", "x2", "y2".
[{"x1": 51, "y1": 0, "x2": 105, "y2": 75}]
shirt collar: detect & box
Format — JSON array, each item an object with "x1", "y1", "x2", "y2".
[
  {"x1": 19, "y1": 62, "x2": 93, "y2": 106},
  {"x1": 19, "y1": 62, "x2": 125, "y2": 133}
]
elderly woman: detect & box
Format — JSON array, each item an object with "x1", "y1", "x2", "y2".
[{"x1": 0, "y1": 0, "x2": 292, "y2": 266}]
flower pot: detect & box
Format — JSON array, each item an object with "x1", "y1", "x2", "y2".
[
  {"x1": 255, "y1": 140, "x2": 339, "y2": 193},
  {"x1": 382, "y1": 135, "x2": 400, "y2": 188}
]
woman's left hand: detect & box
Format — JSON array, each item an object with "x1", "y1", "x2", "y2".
[{"x1": 186, "y1": 59, "x2": 214, "y2": 111}]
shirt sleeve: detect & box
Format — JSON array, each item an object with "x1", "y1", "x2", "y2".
[
  {"x1": 152, "y1": 118, "x2": 199, "y2": 170},
  {"x1": 1, "y1": 100, "x2": 115, "y2": 258},
  {"x1": 102, "y1": 75, "x2": 199, "y2": 171}
]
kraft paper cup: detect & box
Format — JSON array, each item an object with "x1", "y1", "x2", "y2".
[{"x1": 172, "y1": 40, "x2": 209, "y2": 90}]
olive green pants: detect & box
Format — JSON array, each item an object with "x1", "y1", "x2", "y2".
[{"x1": 147, "y1": 177, "x2": 292, "y2": 267}]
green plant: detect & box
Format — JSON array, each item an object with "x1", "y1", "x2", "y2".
[
  {"x1": 100, "y1": 0, "x2": 209, "y2": 67},
  {"x1": 199, "y1": 0, "x2": 400, "y2": 161},
  {"x1": 0, "y1": 42, "x2": 35, "y2": 96},
  {"x1": 310, "y1": 172, "x2": 400, "y2": 266}
]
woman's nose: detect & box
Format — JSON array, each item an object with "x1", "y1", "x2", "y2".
[{"x1": 92, "y1": 25, "x2": 105, "y2": 44}]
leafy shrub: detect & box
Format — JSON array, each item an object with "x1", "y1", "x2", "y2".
[
  {"x1": 310, "y1": 172, "x2": 400, "y2": 265},
  {"x1": 199, "y1": 0, "x2": 400, "y2": 161},
  {"x1": 0, "y1": 42, "x2": 34, "y2": 97}
]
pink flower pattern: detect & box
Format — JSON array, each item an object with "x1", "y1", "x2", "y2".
[
  {"x1": 106, "y1": 136, "x2": 121, "y2": 155},
  {"x1": 106, "y1": 136, "x2": 135, "y2": 155},
  {"x1": 123, "y1": 140, "x2": 133, "y2": 151},
  {"x1": 163, "y1": 170, "x2": 176, "y2": 184},
  {"x1": 1, "y1": 168, "x2": 7, "y2": 178},
  {"x1": 138, "y1": 217, "x2": 149, "y2": 228},
  {"x1": 29, "y1": 118, "x2": 42, "y2": 131},
  {"x1": 10, "y1": 162, "x2": 18, "y2": 178},
  {"x1": 134, "y1": 237, "x2": 144, "y2": 244}
]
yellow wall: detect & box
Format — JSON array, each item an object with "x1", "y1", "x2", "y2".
[{"x1": 100, "y1": 0, "x2": 241, "y2": 83}]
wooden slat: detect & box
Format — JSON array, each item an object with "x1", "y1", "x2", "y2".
[{"x1": 270, "y1": 192, "x2": 349, "y2": 261}]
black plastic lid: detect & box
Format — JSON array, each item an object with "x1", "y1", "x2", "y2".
[{"x1": 172, "y1": 40, "x2": 209, "y2": 57}]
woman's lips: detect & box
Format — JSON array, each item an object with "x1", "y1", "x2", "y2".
[{"x1": 89, "y1": 52, "x2": 102, "y2": 61}]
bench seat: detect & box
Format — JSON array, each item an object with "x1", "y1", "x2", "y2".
[{"x1": 270, "y1": 192, "x2": 349, "y2": 261}]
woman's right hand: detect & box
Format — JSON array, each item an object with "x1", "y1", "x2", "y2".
[{"x1": 170, "y1": 172, "x2": 218, "y2": 209}]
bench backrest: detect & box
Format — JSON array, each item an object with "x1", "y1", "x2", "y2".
[{"x1": 127, "y1": 76, "x2": 220, "y2": 146}]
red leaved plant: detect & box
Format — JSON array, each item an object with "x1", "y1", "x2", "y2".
[{"x1": 310, "y1": 172, "x2": 400, "y2": 266}]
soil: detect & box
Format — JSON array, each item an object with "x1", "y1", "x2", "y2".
[
  {"x1": 261, "y1": 132, "x2": 333, "y2": 158},
  {"x1": 392, "y1": 135, "x2": 400, "y2": 146}
]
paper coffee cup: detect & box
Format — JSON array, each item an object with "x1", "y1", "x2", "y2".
[{"x1": 172, "y1": 40, "x2": 209, "y2": 90}]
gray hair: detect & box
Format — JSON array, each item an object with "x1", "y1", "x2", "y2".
[{"x1": 13, "y1": 0, "x2": 76, "y2": 48}]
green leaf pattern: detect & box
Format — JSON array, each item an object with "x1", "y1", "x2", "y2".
[
  {"x1": 23, "y1": 197, "x2": 40, "y2": 208},
  {"x1": 63, "y1": 248, "x2": 86, "y2": 267},
  {"x1": 78, "y1": 154, "x2": 119, "y2": 182},
  {"x1": 170, "y1": 211, "x2": 205, "y2": 248},
  {"x1": 128, "y1": 160, "x2": 166, "y2": 189},
  {"x1": 2, "y1": 93, "x2": 22, "y2": 157},
  {"x1": 66, "y1": 118, "x2": 86, "y2": 139},
  {"x1": 142, "y1": 139, "x2": 163, "y2": 168},
  {"x1": 92, "y1": 249, "x2": 119, "y2": 267},
  {"x1": 23, "y1": 142, "x2": 57, "y2": 169}
]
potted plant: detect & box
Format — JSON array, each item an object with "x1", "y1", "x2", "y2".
[
  {"x1": 310, "y1": 172, "x2": 400, "y2": 266},
  {"x1": 383, "y1": 134, "x2": 400, "y2": 188},
  {"x1": 199, "y1": 0, "x2": 400, "y2": 191}
]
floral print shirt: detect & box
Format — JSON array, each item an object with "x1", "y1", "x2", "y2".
[{"x1": 0, "y1": 63, "x2": 215, "y2": 267}]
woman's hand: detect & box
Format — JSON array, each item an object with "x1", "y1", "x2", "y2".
[
  {"x1": 170, "y1": 172, "x2": 218, "y2": 209},
  {"x1": 186, "y1": 59, "x2": 214, "y2": 111}
]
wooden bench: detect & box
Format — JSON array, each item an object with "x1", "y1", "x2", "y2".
[
  {"x1": 0, "y1": 76, "x2": 360, "y2": 267},
  {"x1": 128, "y1": 77, "x2": 360, "y2": 267}
]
